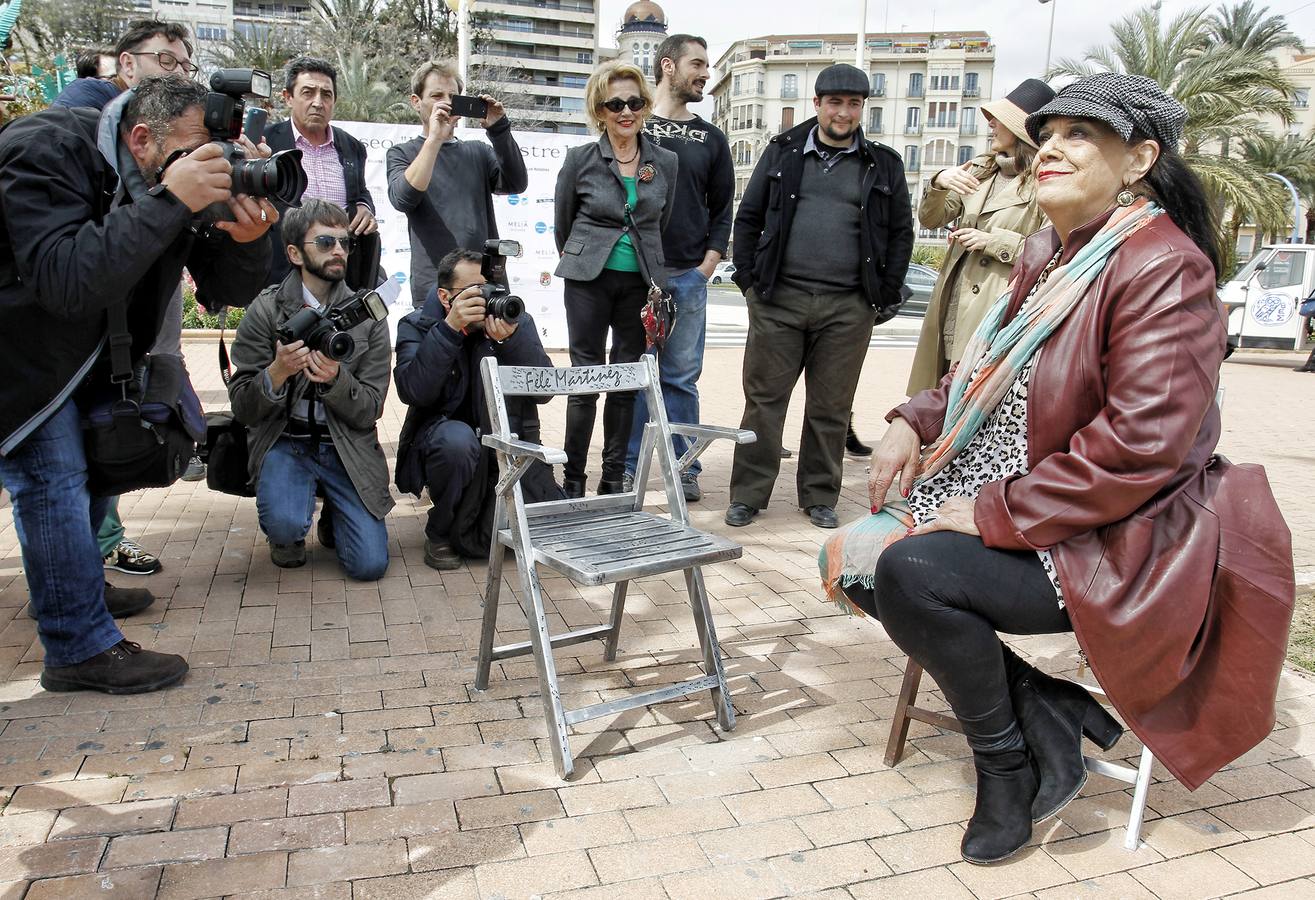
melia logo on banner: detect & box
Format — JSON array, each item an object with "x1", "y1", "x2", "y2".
[{"x1": 341, "y1": 121, "x2": 590, "y2": 349}]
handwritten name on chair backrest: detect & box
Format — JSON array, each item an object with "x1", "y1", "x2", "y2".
[{"x1": 501, "y1": 364, "x2": 649, "y2": 396}]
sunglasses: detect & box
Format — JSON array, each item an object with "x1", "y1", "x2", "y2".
[
  {"x1": 128, "y1": 50, "x2": 200, "y2": 77},
  {"x1": 601, "y1": 96, "x2": 647, "y2": 114},
  {"x1": 304, "y1": 235, "x2": 354, "y2": 252}
]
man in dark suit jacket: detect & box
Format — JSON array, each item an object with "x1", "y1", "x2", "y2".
[{"x1": 263, "y1": 57, "x2": 379, "y2": 288}]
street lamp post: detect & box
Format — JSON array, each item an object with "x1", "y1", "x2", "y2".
[
  {"x1": 444, "y1": 0, "x2": 473, "y2": 86},
  {"x1": 1267, "y1": 172, "x2": 1304, "y2": 244},
  {"x1": 1039, "y1": 0, "x2": 1057, "y2": 76}
]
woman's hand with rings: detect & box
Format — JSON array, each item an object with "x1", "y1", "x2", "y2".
[
  {"x1": 867, "y1": 417, "x2": 922, "y2": 511},
  {"x1": 908, "y1": 496, "x2": 980, "y2": 537}
]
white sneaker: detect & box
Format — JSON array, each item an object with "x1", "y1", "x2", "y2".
[{"x1": 104, "y1": 539, "x2": 162, "y2": 576}]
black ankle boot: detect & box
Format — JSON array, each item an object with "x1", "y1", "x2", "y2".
[
  {"x1": 1002, "y1": 647, "x2": 1123, "y2": 823},
  {"x1": 962, "y1": 723, "x2": 1037, "y2": 865},
  {"x1": 563, "y1": 478, "x2": 586, "y2": 500},
  {"x1": 597, "y1": 478, "x2": 626, "y2": 495}
]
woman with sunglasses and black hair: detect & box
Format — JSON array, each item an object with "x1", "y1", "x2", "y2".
[{"x1": 553, "y1": 61, "x2": 678, "y2": 498}]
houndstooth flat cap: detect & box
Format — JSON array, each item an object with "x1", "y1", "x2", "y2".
[{"x1": 1025, "y1": 73, "x2": 1187, "y2": 150}]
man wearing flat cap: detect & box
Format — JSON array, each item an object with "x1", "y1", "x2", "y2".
[{"x1": 727, "y1": 62, "x2": 914, "y2": 529}]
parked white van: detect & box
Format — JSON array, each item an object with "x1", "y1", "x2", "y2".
[{"x1": 1220, "y1": 244, "x2": 1315, "y2": 354}]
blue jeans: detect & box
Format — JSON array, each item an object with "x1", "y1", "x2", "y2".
[
  {"x1": 256, "y1": 437, "x2": 389, "y2": 581},
  {"x1": 625, "y1": 267, "x2": 709, "y2": 478},
  {"x1": 0, "y1": 399, "x2": 123, "y2": 666}
]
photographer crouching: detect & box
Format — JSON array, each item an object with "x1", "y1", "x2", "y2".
[
  {"x1": 228, "y1": 199, "x2": 393, "y2": 580},
  {"x1": 0, "y1": 76, "x2": 274, "y2": 694},
  {"x1": 394, "y1": 248, "x2": 556, "y2": 570}
]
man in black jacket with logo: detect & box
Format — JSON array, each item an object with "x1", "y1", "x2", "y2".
[
  {"x1": 726, "y1": 63, "x2": 913, "y2": 530},
  {"x1": 0, "y1": 77, "x2": 274, "y2": 693},
  {"x1": 394, "y1": 249, "x2": 553, "y2": 570}
]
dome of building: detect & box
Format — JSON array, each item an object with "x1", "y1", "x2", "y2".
[{"x1": 620, "y1": 0, "x2": 667, "y2": 33}]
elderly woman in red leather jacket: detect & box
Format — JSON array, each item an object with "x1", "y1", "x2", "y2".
[{"x1": 822, "y1": 73, "x2": 1295, "y2": 865}]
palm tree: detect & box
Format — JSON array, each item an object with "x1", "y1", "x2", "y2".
[
  {"x1": 1208, "y1": 0, "x2": 1304, "y2": 55},
  {"x1": 1237, "y1": 134, "x2": 1315, "y2": 243},
  {"x1": 330, "y1": 47, "x2": 410, "y2": 123},
  {"x1": 207, "y1": 26, "x2": 307, "y2": 80},
  {"x1": 1050, "y1": 3, "x2": 1295, "y2": 268}
]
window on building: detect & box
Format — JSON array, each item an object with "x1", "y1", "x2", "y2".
[
  {"x1": 195, "y1": 24, "x2": 226, "y2": 40},
  {"x1": 964, "y1": 72, "x2": 979, "y2": 96},
  {"x1": 577, "y1": 51, "x2": 592, "y2": 64},
  {"x1": 756, "y1": 74, "x2": 765, "y2": 94},
  {"x1": 904, "y1": 144, "x2": 920, "y2": 171},
  {"x1": 781, "y1": 106, "x2": 795, "y2": 130},
  {"x1": 782, "y1": 74, "x2": 797, "y2": 98},
  {"x1": 733, "y1": 74, "x2": 742, "y2": 96},
  {"x1": 958, "y1": 144, "x2": 974, "y2": 165},
  {"x1": 1295, "y1": 88, "x2": 1310, "y2": 109},
  {"x1": 906, "y1": 106, "x2": 920, "y2": 130},
  {"x1": 951, "y1": 74, "x2": 960, "y2": 90},
  {"x1": 908, "y1": 72, "x2": 923, "y2": 98},
  {"x1": 868, "y1": 106, "x2": 882, "y2": 133},
  {"x1": 961, "y1": 107, "x2": 976, "y2": 134},
  {"x1": 870, "y1": 72, "x2": 886, "y2": 96}
]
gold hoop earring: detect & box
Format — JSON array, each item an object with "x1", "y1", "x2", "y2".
[{"x1": 1116, "y1": 188, "x2": 1137, "y2": 207}]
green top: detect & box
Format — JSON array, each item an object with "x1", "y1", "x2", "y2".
[{"x1": 603, "y1": 176, "x2": 641, "y2": 273}]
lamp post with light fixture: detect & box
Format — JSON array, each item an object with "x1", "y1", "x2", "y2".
[
  {"x1": 1039, "y1": 0, "x2": 1057, "y2": 75},
  {"x1": 443, "y1": 0, "x2": 473, "y2": 86}
]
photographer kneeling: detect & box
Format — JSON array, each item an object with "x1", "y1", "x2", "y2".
[
  {"x1": 228, "y1": 199, "x2": 393, "y2": 580},
  {"x1": 0, "y1": 76, "x2": 274, "y2": 694},
  {"x1": 395, "y1": 248, "x2": 554, "y2": 570}
]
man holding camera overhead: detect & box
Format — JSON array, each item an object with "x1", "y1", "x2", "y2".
[
  {"x1": 228, "y1": 199, "x2": 394, "y2": 579},
  {"x1": 393, "y1": 248, "x2": 554, "y2": 570},
  {"x1": 0, "y1": 76, "x2": 274, "y2": 694},
  {"x1": 387, "y1": 60, "x2": 528, "y2": 307}
]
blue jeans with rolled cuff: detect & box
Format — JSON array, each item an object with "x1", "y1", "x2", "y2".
[{"x1": 256, "y1": 436, "x2": 389, "y2": 581}]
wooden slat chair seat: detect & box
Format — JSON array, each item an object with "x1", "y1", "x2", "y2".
[{"x1": 475, "y1": 356, "x2": 756, "y2": 778}]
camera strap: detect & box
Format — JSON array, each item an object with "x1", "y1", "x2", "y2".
[
  {"x1": 622, "y1": 204, "x2": 662, "y2": 298},
  {"x1": 107, "y1": 301, "x2": 135, "y2": 401}
]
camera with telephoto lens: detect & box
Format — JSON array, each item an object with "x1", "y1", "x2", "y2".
[
  {"x1": 478, "y1": 238, "x2": 523, "y2": 323},
  {"x1": 201, "y1": 69, "x2": 307, "y2": 212},
  {"x1": 276, "y1": 289, "x2": 388, "y2": 361}
]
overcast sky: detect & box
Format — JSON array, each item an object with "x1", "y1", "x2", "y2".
[{"x1": 599, "y1": 0, "x2": 1315, "y2": 114}]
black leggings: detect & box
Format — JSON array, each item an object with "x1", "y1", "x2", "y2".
[
  {"x1": 562, "y1": 269, "x2": 648, "y2": 484},
  {"x1": 856, "y1": 532, "x2": 1071, "y2": 741}
]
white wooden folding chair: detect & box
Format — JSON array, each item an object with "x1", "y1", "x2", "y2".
[{"x1": 473, "y1": 355, "x2": 756, "y2": 777}]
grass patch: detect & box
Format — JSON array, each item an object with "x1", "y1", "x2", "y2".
[{"x1": 1289, "y1": 590, "x2": 1315, "y2": 674}]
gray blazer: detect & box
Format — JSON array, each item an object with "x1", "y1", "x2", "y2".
[{"x1": 553, "y1": 132, "x2": 678, "y2": 288}]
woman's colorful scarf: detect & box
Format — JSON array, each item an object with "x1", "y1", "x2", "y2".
[{"x1": 818, "y1": 199, "x2": 1163, "y2": 614}]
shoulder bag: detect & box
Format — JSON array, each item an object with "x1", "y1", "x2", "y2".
[{"x1": 623, "y1": 204, "x2": 677, "y2": 350}]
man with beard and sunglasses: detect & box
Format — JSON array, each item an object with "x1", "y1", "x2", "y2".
[
  {"x1": 725, "y1": 63, "x2": 913, "y2": 530},
  {"x1": 621, "y1": 33, "x2": 733, "y2": 504},
  {"x1": 228, "y1": 200, "x2": 394, "y2": 580}
]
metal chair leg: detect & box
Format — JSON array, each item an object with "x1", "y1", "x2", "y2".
[
  {"x1": 684, "y1": 567, "x2": 735, "y2": 732},
  {"x1": 474, "y1": 543, "x2": 506, "y2": 691},
  {"x1": 604, "y1": 580, "x2": 629, "y2": 662},
  {"x1": 1125, "y1": 745, "x2": 1155, "y2": 850},
  {"x1": 518, "y1": 559, "x2": 574, "y2": 778}
]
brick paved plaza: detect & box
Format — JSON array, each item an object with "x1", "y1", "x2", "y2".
[{"x1": 0, "y1": 341, "x2": 1312, "y2": 899}]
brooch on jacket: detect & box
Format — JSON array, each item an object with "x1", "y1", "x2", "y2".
[{"x1": 637, "y1": 163, "x2": 656, "y2": 183}]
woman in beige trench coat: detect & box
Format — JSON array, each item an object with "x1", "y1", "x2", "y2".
[{"x1": 907, "y1": 79, "x2": 1055, "y2": 394}]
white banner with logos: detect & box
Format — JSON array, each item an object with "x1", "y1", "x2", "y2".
[{"x1": 338, "y1": 120, "x2": 591, "y2": 349}]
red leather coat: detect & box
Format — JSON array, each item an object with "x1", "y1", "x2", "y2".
[{"x1": 892, "y1": 210, "x2": 1295, "y2": 790}]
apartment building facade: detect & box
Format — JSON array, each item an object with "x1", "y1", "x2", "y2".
[{"x1": 711, "y1": 31, "x2": 997, "y2": 244}]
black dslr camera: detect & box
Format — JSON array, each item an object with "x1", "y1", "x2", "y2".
[
  {"x1": 203, "y1": 69, "x2": 307, "y2": 208},
  {"x1": 277, "y1": 289, "x2": 388, "y2": 361},
  {"x1": 479, "y1": 239, "x2": 524, "y2": 324}
]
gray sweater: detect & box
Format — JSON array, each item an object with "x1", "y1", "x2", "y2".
[{"x1": 386, "y1": 118, "x2": 528, "y2": 306}]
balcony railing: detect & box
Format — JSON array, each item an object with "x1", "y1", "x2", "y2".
[
  {"x1": 485, "y1": 0, "x2": 595, "y2": 11},
  {"x1": 907, "y1": 87, "x2": 924, "y2": 98},
  {"x1": 871, "y1": 87, "x2": 886, "y2": 97},
  {"x1": 960, "y1": 123, "x2": 977, "y2": 135},
  {"x1": 906, "y1": 162, "x2": 921, "y2": 172},
  {"x1": 963, "y1": 86, "x2": 980, "y2": 98},
  {"x1": 926, "y1": 117, "x2": 958, "y2": 130},
  {"x1": 904, "y1": 124, "x2": 922, "y2": 135}
]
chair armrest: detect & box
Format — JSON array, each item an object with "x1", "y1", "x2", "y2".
[
  {"x1": 668, "y1": 423, "x2": 757, "y2": 445},
  {"x1": 481, "y1": 434, "x2": 568, "y2": 465}
]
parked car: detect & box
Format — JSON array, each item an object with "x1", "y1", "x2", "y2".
[
  {"x1": 711, "y1": 261, "x2": 736, "y2": 284},
  {"x1": 898, "y1": 263, "x2": 937, "y2": 318}
]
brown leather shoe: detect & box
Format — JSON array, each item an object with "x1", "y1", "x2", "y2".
[
  {"x1": 424, "y1": 538, "x2": 462, "y2": 571},
  {"x1": 27, "y1": 582, "x2": 154, "y2": 621},
  {"x1": 40, "y1": 640, "x2": 188, "y2": 695}
]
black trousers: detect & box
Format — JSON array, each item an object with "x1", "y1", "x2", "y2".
[
  {"x1": 415, "y1": 419, "x2": 481, "y2": 542},
  {"x1": 731, "y1": 284, "x2": 876, "y2": 510},
  {"x1": 858, "y1": 532, "x2": 1071, "y2": 740},
  {"x1": 563, "y1": 269, "x2": 648, "y2": 484}
]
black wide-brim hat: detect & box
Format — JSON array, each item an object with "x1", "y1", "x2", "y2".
[
  {"x1": 1025, "y1": 73, "x2": 1187, "y2": 150},
  {"x1": 981, "y1": 78, "x2": 1057, "y2": 149}
]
